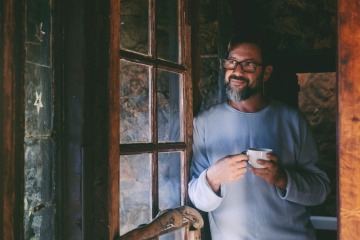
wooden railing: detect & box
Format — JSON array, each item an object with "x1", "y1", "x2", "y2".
[{"x1": 117, "y1": 206, "x2": 204, "y2": 240}]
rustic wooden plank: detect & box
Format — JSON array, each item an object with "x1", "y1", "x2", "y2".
[
  {"x1": 109, "y1": 0, "x2": 120, "y2": 238},
  {"x1": 338, "y1": 0, "x2": 360, "y2": 239},
  {"x1": 118, "y1": 206, "x2": 203, "y2": 240},
  {"x1": 0, "y1": 0, "x2": 25, "y2": 239},
  {"x1": 83, "y1": 0, "x2": 120, "y2": 239},
  {"x1": 183, "y1": 0, "x2": 194, "y2": 208}
]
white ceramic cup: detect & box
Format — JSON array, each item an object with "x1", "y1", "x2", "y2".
[{"x1": 246, "y1": 148, "x2": 273, "y2": 168}]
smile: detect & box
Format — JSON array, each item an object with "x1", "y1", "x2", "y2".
[{"x1": 230, "y1": 78, "x2": 249, "y2": 86}]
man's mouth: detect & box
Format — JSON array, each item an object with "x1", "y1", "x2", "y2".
[
  {"x1": 229, "y1": 78, "x2": 249, "y2": 87},
  {"x1": 229, "y1": 75, "x2": 249, "y2": 84}
]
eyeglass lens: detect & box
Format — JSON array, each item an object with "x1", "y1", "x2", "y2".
[{"x1": 222, "y1": 59, "x2": 258, "y2": 73}]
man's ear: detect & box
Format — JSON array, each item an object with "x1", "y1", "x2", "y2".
[{"x1": 263, "y1": 65, "x2": 273, "y2": 82}]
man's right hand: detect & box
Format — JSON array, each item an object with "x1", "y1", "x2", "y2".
[{"x1": 206, "y1": 153, "x2": 248, "y2": 193}]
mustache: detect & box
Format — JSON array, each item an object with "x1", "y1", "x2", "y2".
[{"x1": 228, "y1": 75, "x2": 249, "y2": 83}]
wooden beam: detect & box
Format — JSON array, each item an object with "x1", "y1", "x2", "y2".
[
  {"x1": 338, "y1": 0, "x2": 360, "y2": 238},
  {"x1": 0, "y1": 0, "x2": 25, "y2": 239},
  {"x1": 108, "y1": 0, "x2": 120, "y2": 238},
  {"x1": 83, "y1": 0, "x2": 120, "y2": 239}
]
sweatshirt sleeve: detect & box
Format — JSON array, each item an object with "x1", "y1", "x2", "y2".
[
  {"x1": 277, "y1": 168, "x2": 330, "y2": 206},
  {"x1": 188, "y1": 116, "x2": 224, "y2": 212},
  {"x1": 188, "y1": 169, "x2": 224, "y2": 211},
  {"x1": 276, "y1": 113, "x2": 331, "y2": 206}
]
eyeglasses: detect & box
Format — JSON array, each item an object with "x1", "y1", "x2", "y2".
[{"x1": 221, "y1": 59, "x2": 263, "y2": 73}]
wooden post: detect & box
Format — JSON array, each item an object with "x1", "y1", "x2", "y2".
[
  {"x1": 338, "y1": 0, "x2": 360, "y2": 238},
  {"x1": 0, "y1": 0, "x2": 25, "y2": 239},
  {"x1": 83, "y1": 0, "x2": 120, "y2": 239}
]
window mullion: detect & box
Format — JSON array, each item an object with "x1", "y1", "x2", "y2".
[
  {"x1": 149, "y1": 0, "x2": 156, "y2": 58},
  {"x1": 151, "y1": 151, "x2": 159, "y2": 219},
  {"x1": 178, "y1": 0, "x2": 183, "y2": 64},
  {"x1": 151, "y1": 60, "x2": 159, "y2": 219}
]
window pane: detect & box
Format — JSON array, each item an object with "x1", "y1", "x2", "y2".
[
  {"x1": 156, "y1": 0, "x2": 179, "y2": 62},
  {"x1": 120, "y1": 154, "x2": 152, "y2": 235},
  {"x1": 120, "y1": 0, "x2": 149, "y2": 55},
  {"x1": 120, "y1": 60, "x2": 151, "y2": 143},
  {"x1": 157, "y1": 70, "x2": 183, "y2": 142},
  {"x1": 158, "y1": 152, "x2": 181, "y2": 211}
]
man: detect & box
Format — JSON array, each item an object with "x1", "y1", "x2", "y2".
[{"x1": 188, "y1": 34, "x2": 330, "y2": 240}]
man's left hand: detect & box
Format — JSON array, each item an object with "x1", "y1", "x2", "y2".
[{"x1": 250, "y1": 153, "x2": 287, "y2": 190}]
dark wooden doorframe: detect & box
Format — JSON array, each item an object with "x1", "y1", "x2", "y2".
[
  {"x1": 82, "y1": 0, "x2": 120, "y2": 239},
  {"x1": 58, "y1": 0, "x2": 120, "y2": 239},
  {"x1": 0, "y1": 0, "x2": 25, "y2": 239},
  {"x1": 53, "y1": 0, "x2": 84, "y2": 239},
  {"x1": 338, "y1": 0, "x2": 360, "y2": 239}
]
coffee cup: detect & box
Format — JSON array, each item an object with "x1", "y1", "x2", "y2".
[{"x1": 246, "y1": 148, "x2": 273, "y2": 168}]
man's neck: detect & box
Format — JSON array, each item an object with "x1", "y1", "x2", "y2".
[{"x1": 228, "y1": 94, "x2": 270, "y2": 113}]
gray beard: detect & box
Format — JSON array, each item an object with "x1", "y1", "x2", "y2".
[{"x1": 226, "y1": 83, "x2": 258, "y2": 102}]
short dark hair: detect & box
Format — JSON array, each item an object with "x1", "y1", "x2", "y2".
[{"x1": 227, "y1": 33, "x2": 274, "y2": 65}]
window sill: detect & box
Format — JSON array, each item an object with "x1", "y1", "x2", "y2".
[{"x1": 310, "y1": 216, "x2": 337, "y2": 230}]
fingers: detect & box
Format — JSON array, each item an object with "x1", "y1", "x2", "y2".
[
  {"x1": 251, "y1": 167, "x2": 274, "y2": 178},
  {"x1": 255, "y1": 152, "x2": 278, "y2": 168},
  {"x1": 227, "y1": 153, "x2": 248, "y2": 163},
  {"x1": 266, "y1": 152, "x2": 278, "y2": 162},
  {"x1": 250, "y1": 153, "x2": 279, "y2": 181},
  {"x1": 208, "y1": 154, "x2": 248, "y2": 186}
]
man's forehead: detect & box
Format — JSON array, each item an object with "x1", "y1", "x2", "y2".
[{"x1": 228, "y1": 43, "x2": 262, "y2": 58}]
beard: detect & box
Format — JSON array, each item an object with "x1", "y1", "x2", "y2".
[{"x1": 225, "y1": 74, "x2": 263, "y2": 102}]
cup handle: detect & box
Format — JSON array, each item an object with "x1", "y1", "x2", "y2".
[{"x1": 241, "y1": 151, "x2": 250, "y2": 164}]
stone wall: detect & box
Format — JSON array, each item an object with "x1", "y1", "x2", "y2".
[
  {"x1": 198, "y1": 0, "x2": 220, "y2": 110},
  {"x1": 24, "y1": 0, "x2": 55, "y2": 239}
]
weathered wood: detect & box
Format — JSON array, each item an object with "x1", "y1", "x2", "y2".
[
  {"x1": 56, "y1": 0, "x2": 85, "y2": 239},
  {"x1": 0, "y1": 0, "x2": 25, "y2": 239},
  {"x1": 118, "y1": 206, "x2": 203, "y2": 240},
  {"x1": 338, "y1": 0, "x2": 360, "y2": 239},
  {"x1": 176, "y1": 206, "x2": 204, "y2": 230},
  {"x1": 108, "y1": 0, "x2": 120, "y2": 238},
  {"x1": 188, "y1": 228, "x2": 201, "y2": 240},
  {"x1": 83, "y1": 0, "x2": 120, "y2": 239},
  {"x1": 120, "y1": 209, "x2": 183, "y2": 240}
]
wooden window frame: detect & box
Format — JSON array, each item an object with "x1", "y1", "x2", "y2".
[{"x1": 118, "y1": 0, "x2": 193, "y2": 225}]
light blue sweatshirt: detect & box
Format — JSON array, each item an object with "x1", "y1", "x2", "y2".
[{"x1": 188, "y1": 100, "x2": 330, "y2": 240}]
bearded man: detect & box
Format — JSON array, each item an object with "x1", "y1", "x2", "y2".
[{"x1": 188, "y1": 34, "x2": 330, "y2": 240}]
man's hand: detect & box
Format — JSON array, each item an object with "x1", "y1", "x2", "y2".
[
  {"x1": 206, "y1": 154, "x2": 248, "y2": 193},
  {"x1": 250, "y1": 153, "x2": 287, "y2": 190}
]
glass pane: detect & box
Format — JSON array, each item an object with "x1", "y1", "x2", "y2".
[
  {"x1": 158, "y1": 152, "x2": 181, "y2": 211},
  {"x1": 120, "y1": 60, "x2": 151, "y2": 143},
  {"x1": 156, "y1": 0, "x2": 179, "y2": 62},
  {"x1": 120, "y1": 154, "x2": 152, "y2": 235},
  {"x1": 160, "y1": 228, "x2": 185, "y2": 240},
  {"x1": 120, "y1": 0, "x2": 149, "y2": 55},
  {"x1": 157, "y1": 70, "x2": 183, "y2": 142}
]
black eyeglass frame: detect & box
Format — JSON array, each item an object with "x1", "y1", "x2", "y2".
[{"x1": 221, "y1": 59, "x2": 263, "y2": 73}]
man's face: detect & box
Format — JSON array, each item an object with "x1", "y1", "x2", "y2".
[{"x1": 224, "y1": 43, "x2": 266, "y2": 102}]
